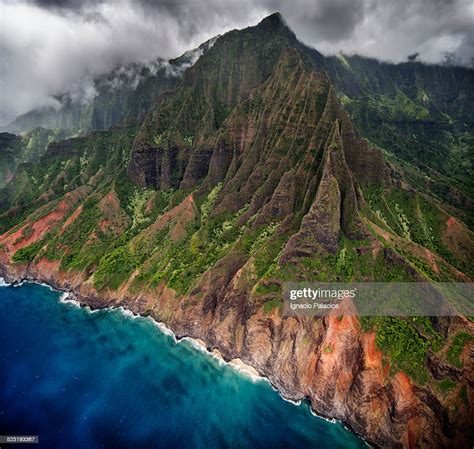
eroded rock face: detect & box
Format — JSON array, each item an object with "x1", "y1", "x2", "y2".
[
  {"x1": 0, "y1": 133, "x2": 22, "y2": 188},
  {"x1": 128, "y1": 145, "x2": 191, "y2": 189},
  {"x1": 281, "y1": 120, "x2": 368, "y2": 261},
  {"x1": 2, "y1": 253, "x2": 472, "y2": 449}
]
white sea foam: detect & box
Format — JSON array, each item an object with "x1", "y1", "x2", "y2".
[
  {"x1": 38, "y1": 281, "x2": 55, "y2": 291},
  {"x1": 59, "y1": 292, "x2": 81, "y2": 308},
  {"x1": 228, "y1": 359, "x2": 263, "y2": 382},
  {"x1": 180, "y1": 336, "x2": 208, "y2": 352},
  {"x1": 117, "y1": 306, "x2": 138, "y2": 319},
  {"x1": 0, "y1": 277, "x2": 11, "y2": 287},
  {"x1": 126, "y1": 316, "x2": 263, "y2": 383},
  {"x1": 278, "y1": 394, "x2": 302, "y2": 407},
  {"x1": 59, "y1": 292, "x2": 70, "y2": 301},
  {"x1": 146, "y1": 317, "x2": 177, "y2": 341},
  {"x1": 177, "y1": 336, "x2": 265, "y2": 382},
  {"x1": 13, "y1": 279, "x2": 354, "y2": 439},
  {"x1": 309, "y1": 408, "x2": 337, "y2": 423}
]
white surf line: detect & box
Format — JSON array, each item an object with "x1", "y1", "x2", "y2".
[
  {"x1": 0, "y1": 277, "x2": 11, "y2": 287},
  {"x1": 59, "y1": 291, "x2": 81, "y2": 308},
  {"x1": 10, "y1": 279, "x2": 368, "y2": 446}
]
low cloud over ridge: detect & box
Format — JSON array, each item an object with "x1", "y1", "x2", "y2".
[{"x1": 1, "y1": 0, "x2": 473, "y2": 124}]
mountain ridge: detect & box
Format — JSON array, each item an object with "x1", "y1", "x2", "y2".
[{"x1": 4, "y1": 13, "x2": 472, "y2": 219}]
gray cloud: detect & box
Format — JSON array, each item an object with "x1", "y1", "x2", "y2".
[
  {"x1": 1, "y1": 0, "x2": 473, "y2": 124},
  {"x1": 263, "y1": 0, "x2": 366, "y2": 41}
]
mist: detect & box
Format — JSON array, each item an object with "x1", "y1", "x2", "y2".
[{"x1": 1, "y1": 0, "x2": 472, "y2": 124}]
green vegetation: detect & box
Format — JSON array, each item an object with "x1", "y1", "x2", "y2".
[
  {"x1": 459, "y1": 385, "x2": 469, "y2": 405},
  {"x1": 154, "y1": 214, "x2": 243, "y2": 294},
  {"x1": 247, "y1": 222, "x2": 278, "y2": 254},
  {"x1": 183, "y1": 136, "x2": 194, "y2": 146},
  {"x1": 57, "y1": 199, "x2": 102, "y2": 270},
  {"x1": 253, "y1": 234, "x2": 287, "y2": 278},
  {"x1": 255, "y1": 283, "x2": 281, "y2": 295},
  {"x1": 363, "y1": 184, "x2": 473, "y2": 277},
  {"x1": 94, "y1": 246, "x2": 136, "y2": 291},
  {"x1": 368, "y1": 316, "x2": 444, "y2": 384},
  {"x1": 329, "y1": 54, "x2": 474, "y2": 198},
  {"x1": 263, "y1": 298, "x2": 283, "y2": 313},
  {"x1": 153, "y1": 132, "x2": 166, "y2": 146},
  {"x1": 447, "y1": 332, "x2": 473, "y2": 368},
  {"x1": 335, "y1": 247, "x2": 352, "y2": 278},
  {"x1": 114, "y1": 171, "x2": 138, "y2": 208},
  {"x1": 14, "y1": 224, "x2": 34, "y2": 245},
  {"x1": 437, "y1": 378, "x2": 457, "y2": 392},
  {"x1": 128, "y1": 188, "x2": 155, "y2": 229},
  {"x1": 200, "y1": 182, "x2": 222, "y2": 221},
  {"x1": 366, "y1": 91, "x2": 429, "y2": 122},
  {"x1": 12, "y1": 240, "x2": 43, "y2": 263}
]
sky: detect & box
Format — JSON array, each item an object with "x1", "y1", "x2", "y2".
[{"x1": 1, "y1": 0, "x2": 473, "y2": 125}]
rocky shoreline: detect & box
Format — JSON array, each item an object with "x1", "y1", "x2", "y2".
[
  {"x1": 0, "y1": 261, "x2": 376, "y2": 443},
  {"x1": 2, "y1": 259, "x2": 473, "y2": 448}
]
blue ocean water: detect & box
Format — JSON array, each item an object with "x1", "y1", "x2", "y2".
[{"x1": 0, "y1": 282, "x2": 365, "y2": 449}]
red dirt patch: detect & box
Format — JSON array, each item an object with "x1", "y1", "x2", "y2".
[
  {"x1": 60, "y1": 205, "x2": 83, "y2": 234},
  {"x1": 446, "y1": 216, "x2": 458, "y2": 231},
  {"x1": 392, "y1": 372, "x2": 416, "y2": 413},
  {"x1": 424, "y1": 248, "x2": 440, "y2": 274},
  {"x1": 144, "y1": 193, "x2": 156, "y2": 215},
  {"x1": 362, "y1": 332, "x2": 383, "y2": 370},
  {"x1": 99, "y1": 190, "x2": 130, "y2": 234},
  {"x1": 439, "y1": 216, "x2": 474, "y2": 279},
  {"x1": 35, "y1": 257, "x2": 61, "y2": 272},
  {"x1": 368, "y1": 220, "x2": 395, "y2": 243},
  {"x1": 0, "y1": 199, "x2": 70, "y2": 257},
  {"x1": 319, "y1": 314, "x2": 359, "y2": 361},
  {"x1": 147, "y1": 194, "x2": 197, "y2": 242},
  {"x1": 99, "y1": 219, "x2": 110, "y2": 231},
  {"x1": 100, "y1": 191, "x2": 120, "y2": 211}
]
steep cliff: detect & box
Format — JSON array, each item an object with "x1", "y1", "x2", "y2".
[
  {"x1": 0, "y1": 128, "x2": 70, "y2": 189},
  {"x1": 321, "y1": 54, "x2": 474, "y2": 222},
  {"x1": 0, "y1": 133, "x2": 22, "y2": 188}
]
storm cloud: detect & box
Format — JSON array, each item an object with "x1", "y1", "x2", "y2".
[{"x1": 1, "y1": 0, "x2": 473, "y2": 124}]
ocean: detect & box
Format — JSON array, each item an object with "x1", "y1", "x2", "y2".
[{"x1": 0, "y1": 281, "x2": 365, "y2": 449}]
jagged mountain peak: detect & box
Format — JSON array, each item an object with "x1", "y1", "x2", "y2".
[
  {"x1": 210, "y1": 11, "x2": 298, "y2": 52},
  {"x1": 260, "y1": 11, "x2": 284, "y2": 23},
  {"x1": 256, "y1": 11, "x2": 290, "y2": 32}
]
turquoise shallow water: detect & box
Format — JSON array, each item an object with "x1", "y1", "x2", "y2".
[{"x1": 0, "y1": 282, "x2": 365, "y2": 449}]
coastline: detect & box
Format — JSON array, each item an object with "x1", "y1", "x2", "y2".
[
  {"x1": 0, "y1": 274, "x2": 358, "y2": 441},
  {"x1": 0, "y1": 275, "x2": 262, "y2": 379},
  {"x1": 6, "y1": 253, "x2": 470, "y2": 448},
  {"x1": 2, "y1": 254, "x2": 467, "y2": 449}
]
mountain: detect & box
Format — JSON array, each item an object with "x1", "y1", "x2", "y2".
[
  {"x1": 323, "y1": 54, "x2": 474, "y2": 224},
  {"x1": 7, "y1": 16, "x2": 473, "y2": 224},
  {"x1": 0, "y1": 13, "x2": 473, "y2": 448},
  {"x1": 0, "y1": 128, "x2": 70, "y2": 188},
  {"x1": 0, "y1": 40, "x2": 216, "y2": 189},
  {"x1": 3, "y1": 38, "x2": 217, "y2": 135}
]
